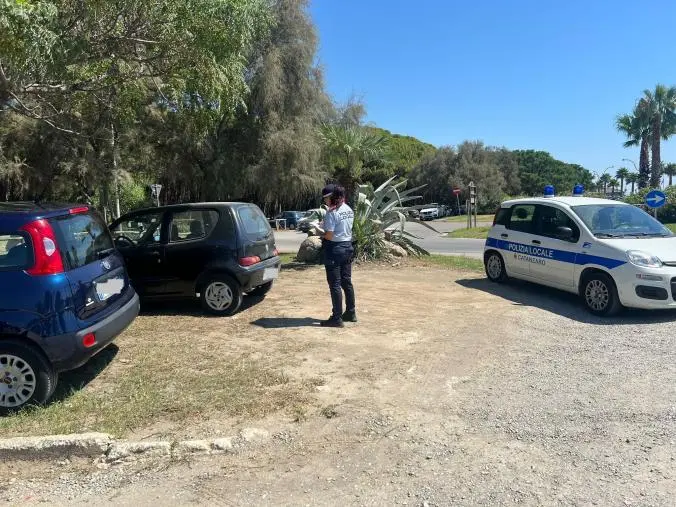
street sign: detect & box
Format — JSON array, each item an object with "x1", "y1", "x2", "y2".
[
  {"x1": 645, "y1": 190, "x2": 666, "y2": 209},
  {"x1": 452, "y1": 188, "x2": 461, "y2": 196},
  {"x1": 149, "y1": 184, "x2": 163, "y2": 207}
]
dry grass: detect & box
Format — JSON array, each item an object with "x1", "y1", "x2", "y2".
[
  {"x1": 446, "y1": 226, "x2": 491, "y2": 239},
  {"x1": 413, "y1": 254, "x2": 484, "y2": 272},
  {"x1": 0, "y1": 316, "x2": 312, "y2": 438}
]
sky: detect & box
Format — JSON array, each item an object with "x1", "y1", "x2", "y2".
[{"x1": 309, "y1": 0, "x2": 676, "y2": 178}]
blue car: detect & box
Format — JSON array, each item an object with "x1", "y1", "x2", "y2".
[{"x1": 0, "y1": 203, "x2": 139, "y2": 412}]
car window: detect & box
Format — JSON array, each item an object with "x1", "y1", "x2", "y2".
[
  {"x1": 535, "y1": 205, "x2": 580, "y2": 242},
  {"x1": 494, "y1": 208, "x2": 510, "y2": 226},
  {"x1": 571, "y1": 204, "x2": 671, "y2": 237},
  {"x1": 169, "y1": 210, "x2": 219, "y2": 242},
  {"x1": 52, "y1": 212, "x2": 114, "y2": 270},
  {"x1": 111, "y1": 211, "x2": 164, "y2": 247},
  {"x1": 0, "y1": 233, "x2": 30, "y2": 269},
  {"x1": 507, "y1": 204, "x2": 536, "y2": 234},
  {"x1": 237, "y1": 205, "x2": 272, "y2": 241}
]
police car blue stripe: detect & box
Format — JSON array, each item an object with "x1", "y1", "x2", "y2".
[{"x1": 485, "y1": 237, "x2": 626, "y2": 269}]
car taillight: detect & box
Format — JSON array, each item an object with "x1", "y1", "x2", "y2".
[
  {"x1": 69, "y1": 206, "x2": 89, "y2": 215},
  {"x1": 20, "y1": 219, "x2": 65, "y2": 275},
  {"x1": 82, "y1": 333, "x2": 97, "y2": 348},
  {"x1": 239, "y1": 256, "x2": 261, "y2": 267}
]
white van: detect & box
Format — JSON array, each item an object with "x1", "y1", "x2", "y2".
[{"x1": 483, "y1": 195, "x2": 676, "y2": 316}]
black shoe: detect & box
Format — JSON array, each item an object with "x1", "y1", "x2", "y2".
[
  {"x1": 342, "y1": 310, "x2": 358, "y2": 323},
  {"x1": 320, "y1": 316, "x2": 344, "y2": 328}
]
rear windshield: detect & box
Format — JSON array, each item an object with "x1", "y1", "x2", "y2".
[
  {"x1": 237, "y1": 205, "x2": 272, "y2": 241},
  {"x1": 0, "y1": 233, "x2": 31, "y2": 270},
  {"x1": 52, "y1": 212, "x2": 115, "y2": 269}
]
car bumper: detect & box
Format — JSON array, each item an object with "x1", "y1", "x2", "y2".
[
  {"x1": 614, "y1": 265, "x2": 676, "y2": 310},
  {"x1": 46, "y1": 292, "x2": 140, "y2": 372},
  {"x1": 237, "y1": 256, "x2": 281, "y2": 292}
]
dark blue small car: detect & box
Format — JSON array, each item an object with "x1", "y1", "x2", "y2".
[{"x1": 0, "y1": 203, "x2": 139, "y2": 412}]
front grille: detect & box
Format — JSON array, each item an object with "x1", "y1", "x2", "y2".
[{"x1": 636, "y1": 285, "x2": 669, "y2": 301}]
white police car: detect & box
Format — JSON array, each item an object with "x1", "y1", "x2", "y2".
[{"x1": 483, "y1": 186, "x2": 676, "y2": 316}]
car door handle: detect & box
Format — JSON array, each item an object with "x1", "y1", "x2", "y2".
[
  {"x1": 532, "y1": 240, "x2": 541, "y2": 245},
  {"x1": 501, "y1": 233, "x2": 508, "y2": 238}
]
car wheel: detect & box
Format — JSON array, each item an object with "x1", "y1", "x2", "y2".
[
  {"x1": 0, "y1": 341, "x2": 57, "y2": 414},
  {"x1": 581, "y1": 272, "x2": 622, "y2": 316},
  {"x1": 247, "y1": 281, "x2": 273, "y2": 298},
  {"x1": 200, "y1": 275, "x2": 243, "y2": 316},
  {"x1": 484, "y1": 251, "x2": 508, "y2": 283}
]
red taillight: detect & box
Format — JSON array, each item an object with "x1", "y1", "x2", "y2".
[
  {"x1": 238, "y1": 256, "x2": 261, "y2": 267},
  {"x1": 82, "y1": 333, "x2": 96, "y2": 348},
  {"x1": 69, "y1": 206, "x2": 89, "y2": 215},
  {"x1": 20, "y1": 219, "x2": 64, "y2": 276}
]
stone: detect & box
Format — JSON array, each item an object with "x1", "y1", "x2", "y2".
[
  {"x1": 296, "y1": 236, "x2": 322, "y2": 263},
  {"x1": 175, "y1": 440, "x2": 211, "y2": 454},
  {"x1": 240, "y1": 428, "x2": 270, "y2": 444},
  {"x1": 106, "y1": 441, "x2": 171, "y2": 461},
  {"x1": 211, "y1": 438, "x2": 235, "y2": 452},
  {"x1": 0, "y1": 432, "x2": 113, "y2": 460},
  {"x1": 383, "y1": 240, "x2": 408, "y2": 257}
]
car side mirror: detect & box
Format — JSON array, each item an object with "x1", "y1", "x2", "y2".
[{"x1": 556, "y1": 226, "x2": 573, "y2": 240}]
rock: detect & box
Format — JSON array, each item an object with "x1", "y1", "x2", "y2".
[
  {"x1": 0, "y1": 432, "x2": 113, "y2": 460},
  {"x1": 174, "y1": 440, "x2": 211, "y2": 454},
  {"x1": 106, "y1": 441, "x2": 171, "y2": 461},
  {"x1": 211, "y1": 438, "x2": 235, "y2": 452},
  {"x1": 383, "y1": 240, "x2": 408, "y2": 257},
  {"x1": 240, "y1": 428, "x2": 270, "y2": 444},
  {"x1": 297, "y1": 236, "x2": 322, "y2": 263}
]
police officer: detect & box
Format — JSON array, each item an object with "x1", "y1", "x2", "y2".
[{"x1": 319, "y1": 184, "x2": 356, "y2": 327}]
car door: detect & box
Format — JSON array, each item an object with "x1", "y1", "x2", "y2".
[
  {"x1": 162, "y1": 208, "x2": 221, "y2": 296},
  {"x1": 502, "y1": 203, "x2": 538, "y2": 277},
  {"x1": 529, "y1": 205, "x2": 580, "y2": 288},
  {"x1": 110, "y1": 210, "x2": 168, "y2": 296}
]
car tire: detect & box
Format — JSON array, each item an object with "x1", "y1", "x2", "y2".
[
  {"x1": 0, "y1": 341, "x2": 57, "y2": 414},
  {"x1": 484, "y1": 251, "x2": 508, "y2": 283},
  {"x1": 581, "y1": 272, "x2": 622, "y2": 317},
  {"x1": 200, "y1": 275, "x2": 243, "y2": 316},
  {"x1": 247, "y1": 281, "x2": 273, "y2": 298}
]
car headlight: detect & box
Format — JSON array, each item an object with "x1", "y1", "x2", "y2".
[{"x1": 626, "y1": 250, "x2": 662, "y2": 268}]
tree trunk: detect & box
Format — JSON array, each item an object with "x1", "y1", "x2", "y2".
[
  {"x1": 111, "y1": 122, "x2": 121, "y2": 218},
  {"x1": 620, "y1": 177, "x2": 624, "y2": 195},
  {"x1": 639, "y1": 136, "x2": 650, "y2": 189},
  {"x1": 670, "y1": 174, "x2": 673, "y2": 186},
  {"x1": 631, "y1": 181, "x2": 635, "y2": 194},
  {"x1": 650, "y1": 117, "x2": 662, "y2": 188}
]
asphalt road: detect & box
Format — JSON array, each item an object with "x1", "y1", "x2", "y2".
[{"x1": 273, "y1": 219, "x2": 490, "y2": 258}]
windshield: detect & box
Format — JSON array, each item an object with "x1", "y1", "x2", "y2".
[{"x1": 571, "y1": 204, "x2": 672, "y2": 238}]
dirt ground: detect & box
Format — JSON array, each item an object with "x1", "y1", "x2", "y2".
[{"x1": 1, "y1": 262, "x2": 675, "y2": 506}]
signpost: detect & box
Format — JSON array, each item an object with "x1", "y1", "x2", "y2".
[
  {"x1": 149, "y1": 184, "x2": 163, "y2": 207},
  {"x1": 467, "y1": 181, "x2": 477, "y2": 229},
  {"x1": 452, "y1": 187, "x2": 461, "y2": 215},
  {"x1": 645, "y1": 189, "x2": 666, "y2": 219}
]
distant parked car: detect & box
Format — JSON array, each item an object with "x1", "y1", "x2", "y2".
[
  {"x1": 110, "y1": 202, "x2": 280, "y2": 316},
  {"x1": 0, "y1": 202, "x2": 139, "y2": 411},
  {"x1": 277, "y1": 211, "x2": 305, "y2": 229},
  {"x1": 297, "y1": 208, "x2": 326, "y2": 233},
  {"x1": 419, "y1": 208, "x2": 438, "y2": 221}
]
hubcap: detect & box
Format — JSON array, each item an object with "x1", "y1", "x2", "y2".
[
  {"x1": 585, "y1": 279, "x2": 609, "y2": 311},
  {"x1": 487, "y1": 255, "x2": 502, "y2": 279},
  {"x1": 0, "y1": 354, "x2": 36, "y2": 408},
  {"x1": 204, "y1": 282, "x2": 233, "y2": 311}
]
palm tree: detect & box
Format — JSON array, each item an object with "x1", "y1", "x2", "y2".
[
  {"x1": 663, "y1": 163, "x2": 676, "y2": 187},
  {"x1": 626, "y1": 172, "x2": 639, "y2": 194},
  {"x1": 609, "y1": 178, "x2": 619, "y2": 195},
  {"x1": 598, "y1": 173, "x2": 612, "y2": 194},
  {"x1": 616, "y1": 102, "x2": 652, "y2": 189},
  {"x1": 318, "y1": 124, "x2": 388, "y2": 204},
  {"x1": 641, "y1": 85, "x2": 676, "y2": 188},
  {"x1": 615, "y1": 167, "x2": 630, "y2": 196}
]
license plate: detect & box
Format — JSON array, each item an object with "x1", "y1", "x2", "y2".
[
  {"x1": 263, "y1": 267, "x2": 279, "y2": 281},
  {"x1": 96, "y1": 276, "x2": 124, "y2": 301}
]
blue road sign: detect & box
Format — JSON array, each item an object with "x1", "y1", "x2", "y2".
[{"x1": 645, "y1": 190, "x2": 667, "y2": 209}]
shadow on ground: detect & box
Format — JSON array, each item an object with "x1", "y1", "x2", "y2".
[
  {"x1": 51, "y1": 344, "x2": 119, "y2": 403},
  {"x1": 457, "y1": 278, "x2": 676, "y2": 325},
  {"x1": 251, "y1": 317, "x2": 322, "y2": 329},
  {"x1": 139, "y1": 294, "x2": 265, "y2": 317}
]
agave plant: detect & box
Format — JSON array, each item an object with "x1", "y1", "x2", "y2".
[{"x1": 353, "y1": 176, "x2": 437, "y2": 260}]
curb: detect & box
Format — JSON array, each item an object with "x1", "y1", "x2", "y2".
[{"x1": 0, "y1": 428, "x2": 270, "y2": 463}]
